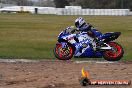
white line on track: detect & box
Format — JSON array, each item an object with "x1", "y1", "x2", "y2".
[
  {"x1": 0, "y1": 59, "x2": 38, "y2": 63},
  {"x1": 75, "y1": 60, "x2": 115, "y2": 64},
  {"x1": 0, "y1": 59, "x2": 116, "y2": 64}
]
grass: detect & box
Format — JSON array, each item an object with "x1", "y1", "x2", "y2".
[{"x1": 0, "y1": 13, "x2": 131, "y2": 60}]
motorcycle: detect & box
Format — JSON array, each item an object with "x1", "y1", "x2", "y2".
[{"x1": 53, "y1": 28, "x2": 124, "y2": 61}]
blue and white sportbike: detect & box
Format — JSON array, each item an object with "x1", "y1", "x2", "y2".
[{"x1": 54, "y1": 28, "x2": 124, "y2": 61}]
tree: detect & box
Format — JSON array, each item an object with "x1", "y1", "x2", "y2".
[
  {"x1": 35, "y1": 0, "x2": 55, "y2": 7},
  {"x1": 1, "y1": 0, "x2": 33, "y2": 6},
  {"x1": 1, "y1": 0, "x2": 132, "y2": 10},
  {"x1": 54, "y1": 0, "x2": 70, "y2": 8},
  {"x1": 13, "y1": 0, "x2": 30, "y2": 6}
]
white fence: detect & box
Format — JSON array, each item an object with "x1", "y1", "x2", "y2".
[
  {"x1": 0, "y1": 6, "x2": 130, "y2": 16},
  {"x1": 129, "y1": 11, "x2": 132, "y2": 15},
  {"x1": 38, "y1": 8, "x2": 130, "y2": 16},
  {"x1": 56, "y1": 8, "x2": 130, "y2": 16}
]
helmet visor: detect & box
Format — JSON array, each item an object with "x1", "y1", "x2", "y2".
[
  {"x1": 75, "y1": 22, "x2": 79, "y2": 28},
  {"x1": 79, "y1": 23, "x2": 86, "y2": 28}
]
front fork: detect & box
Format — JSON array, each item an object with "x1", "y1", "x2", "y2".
[
  {"x1": 61, "y1": 42, "x2": 67, "y2": 48},
  {"x1": 60, "y1": 42, "x2": 70, "y2": 53},
  {"x1": 59, "y1": 42, "x2": 72, "y2": 56}
]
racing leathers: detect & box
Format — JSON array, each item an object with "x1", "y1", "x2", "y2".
[{"x1": 64, "y1": 25, "x2": 102, "y2": 53}]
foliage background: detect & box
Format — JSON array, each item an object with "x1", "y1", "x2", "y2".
[{"x1": 0, "y1": 0, "x2": 132, "y2": 10}]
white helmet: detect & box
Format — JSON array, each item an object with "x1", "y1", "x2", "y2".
[
  {"x1": 75, "y1": 17, "x2": 86, "y2": 28},
  {"x1": 75, "y1": 17, "x2": 90, "y2": 31}
]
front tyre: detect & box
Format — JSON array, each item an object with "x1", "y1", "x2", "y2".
[
  {"x1": 103, "y1": 42, "x2": 124, "y2": 61},
  {"x1": 53, "y1": 43, "x2": 74, "y2": 60}
]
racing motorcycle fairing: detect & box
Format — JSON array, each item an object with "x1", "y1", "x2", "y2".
[
  {"x1": 56, "y1": 28, "x2": 122, "y2": 58},
  {"x1": 91, "y1": 29, "x2": 121, "y2": 42},
  {"x1": 74, "y1": 45, "x2": 103, "y2": 58},
  {"x1": 99, "y1": 32, "x2": 121, "y2": 42}
]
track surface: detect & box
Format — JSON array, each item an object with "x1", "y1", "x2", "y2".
[{"x1": 0, "y1": 59, "x2": 132, "y2": 88}]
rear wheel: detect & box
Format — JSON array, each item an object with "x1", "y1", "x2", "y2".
[
  {"x1": 103, "y1": 42, "x2": 124, "y2": 61},
  {"x1": 53, "y1": 43, "x2": 73, "y2": 60}
]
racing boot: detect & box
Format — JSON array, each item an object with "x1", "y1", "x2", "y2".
[
  {"x1": 94, "y1": 37, "x2": 104, "y2": 51},
  {"x1": 88, "y1": 37, "x2": 104, "y2": 51}
]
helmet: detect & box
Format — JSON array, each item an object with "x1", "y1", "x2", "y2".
[
  {"x1": 75, "y1": 17, "x2": 90, "y2": 31},
  {"x1": 75, "y1": 17, "x2": 86, "y2": 29}
]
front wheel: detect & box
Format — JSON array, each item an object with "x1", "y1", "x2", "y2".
[
  {"x1": 53, "y1": 43, "x2": 74, "y2": 60},
  {"x1": 103, "y1": 42, "x2": 124, "y2": 61}
]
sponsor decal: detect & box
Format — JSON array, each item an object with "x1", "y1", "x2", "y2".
[{"x1": 80, "y1": 67, "x2": 131, "y2": 86}]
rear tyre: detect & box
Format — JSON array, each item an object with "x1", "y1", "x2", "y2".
[
  {"x1": 103, "y1": 42, "x2": 124, "y2": 61},
  {"x1": 53, "y1": 43, "x2": 73, "y2": 60}
]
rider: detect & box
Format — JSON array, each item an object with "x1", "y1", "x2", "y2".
[
  {"x1": 74, "y1": 17, "x2": 102, "y2": 52},
  {"x1": 63, "y1": 17, "x2": 102, "y2": 52}
]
